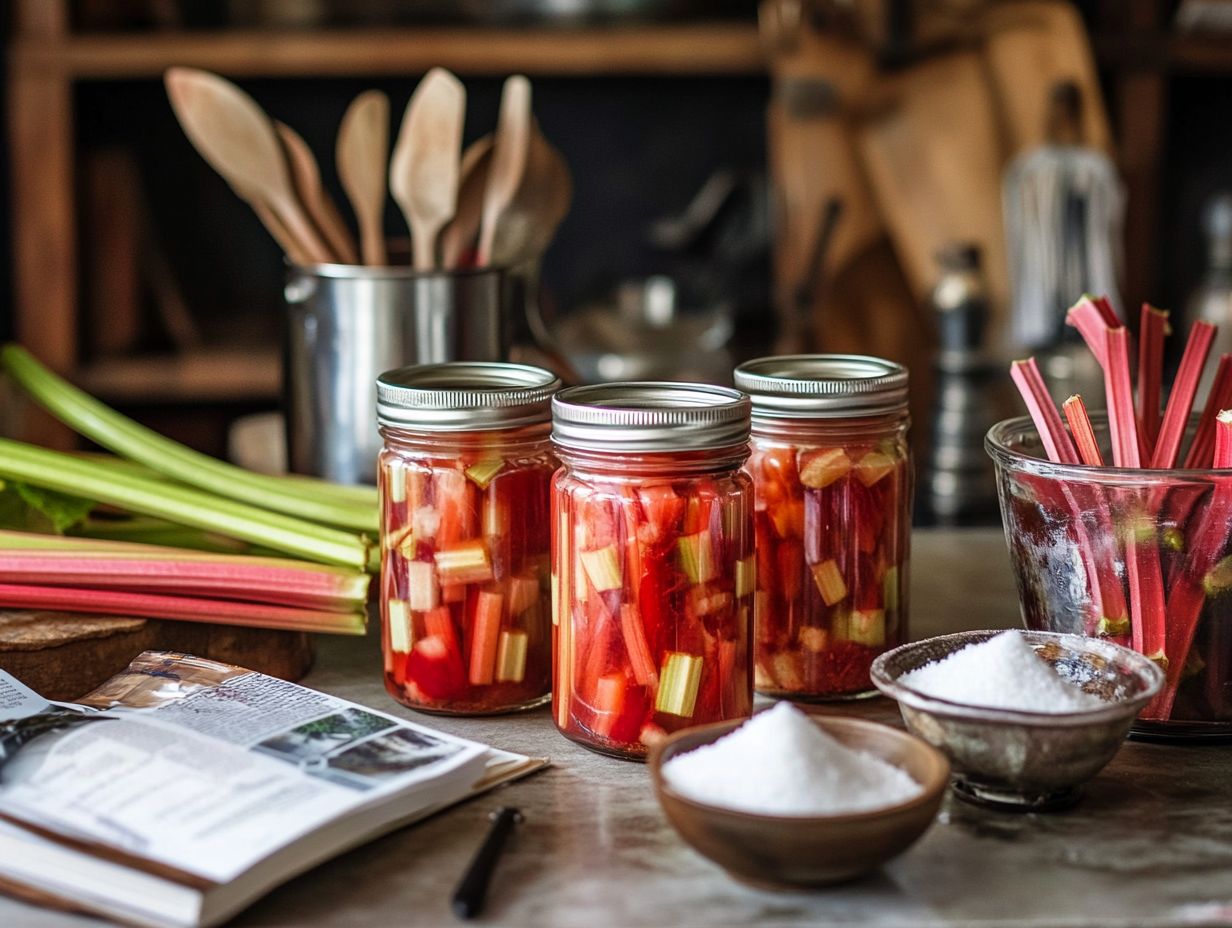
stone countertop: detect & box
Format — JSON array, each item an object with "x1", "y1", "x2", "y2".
[{"x1": 6, "y1": 529, "x2": 1232, "y2": 928}]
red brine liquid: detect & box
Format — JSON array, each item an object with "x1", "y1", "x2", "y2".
[
  {"x1": 552, "y1": 468, "x2": 755, "y2": 758},
  {"x1": 748, "y1": 439, "x2": 909, "y2": 698},
  {"x1": 379, "y1": 442, "x2": 555, "y2": 714}
]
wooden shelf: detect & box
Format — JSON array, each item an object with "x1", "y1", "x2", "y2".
[
  {"x1": 1095, "y1": 33, "x2": 1232, "y2": 74},
  {"x1": 11, "y1": 24, "x2": 766, "y2": 78},
  {"x1": 78, "y1": 348, "x2": 280, "y2": 404}
]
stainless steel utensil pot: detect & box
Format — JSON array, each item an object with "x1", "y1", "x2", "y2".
[{"x1": 284, "y1": 263, "x2": 508, "y2": 484}]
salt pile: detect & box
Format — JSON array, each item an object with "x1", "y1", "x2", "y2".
[
  {"x1": 661, "y1": 702, "x2": 922, "y2": 816},
  {"x1": 900, "y1": 630, "x2": 1105, "y2": 713}
]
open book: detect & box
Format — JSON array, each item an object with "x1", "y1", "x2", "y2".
[{"x1": 0, "y1": 651, "x2": 547, "y2": 927}]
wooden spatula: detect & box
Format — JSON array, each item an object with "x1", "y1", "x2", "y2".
[
  {"x1": 390, "y1": 67, "x2": 466, "y2": 271},
  {"x1": 164, "y1": 67, "x2": 332, "y2": 264},
  {"x1": 477, "y1": 76, "x2": 533, "y2": 267},
  {"x1": 337, "y1": 90, "x2": 390, "y2": 266},
  {"x1": 275, "y1": 121, "x2": 358, "y2": 264},
  {"x1": 440, "y1": 135, "x2": 495, "y2": 269}
]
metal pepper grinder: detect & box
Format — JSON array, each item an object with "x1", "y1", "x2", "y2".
[{"x1": 925, "y1": 243, "x2": 1010, "y2": 526}]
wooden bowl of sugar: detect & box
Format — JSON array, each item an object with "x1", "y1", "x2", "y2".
[{"x1": 649, "y1": 706, "x2": 949, "y2": 888}]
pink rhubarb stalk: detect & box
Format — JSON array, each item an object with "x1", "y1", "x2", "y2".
[
  {"x1": 1155, "y1": 411, "x2": 1232, "y2": 719},
  {"x1": 1066, "y1": 295, "x2": 1121, "y2": 368},
  {"x1": 1063, "y1": 395, "x2": 1104, "y2": 466},
  {"x1": 1137, "y1": 304, "x2": 1169, "y2": 455},
  {"x1": 1010, "y1": 358, "x2": 1079, "y2": 464},
  {"x1": 1104, "y1": 327, "x2": 1141, "y2": 468},
  {"x1": 1183, "y1": 354, "x2": 1232, "y2": 468},
  {"x1": 1151, "y1": 321, "x2": 1217, "y2": 469},
  {"x1": 0, "y1": 538, "x2": 371, "y2": 611},
  {"x1": 0, "y1": 584, "x2": 366, "y2": 635}
]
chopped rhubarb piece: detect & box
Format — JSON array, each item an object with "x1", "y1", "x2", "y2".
[
  {"x1": 1104, "y1": 328, "x2": 1142, "y2": 468},
  {"x1": 758, "y1": 447, "x2": 799, "y2": 501},
  {"x1": 687, "y1": 586, "x2": 733, "y2": 617},
  {"x1": 468, "y1": 590, "x2": 504, "y2": 685},
  {"x1": 406, "y1": 560, "x2": 439, "y2": 612},
  {"x1": 1138, "y1": 304, "x2": 1169, "y2": 451},
  {"x1": 799, "y1": 626, "x2": 828, "y2": 653},
  {"x1": 441, "y1": 582, "x2": 467, "y2": 604},
  {"x1": 406, "y1": 635, "x2": 466, "y2": 700},
  {"x1": 883, "y1": 565, "x2": 900, "y2": 611},
  {"x1": 1151, "y1": 321, "x2": 1217, "y2": 469},
  {"x1": 465, "y1": 457, "x2": 505, "y2": 489},
  {"x1": 734, "y1": 554, "x2": 755, "y2": 599},
  {"x1": 854, "y1": 451, "x2": 896, "y2": 487},
  {"x1": 1010, "y1": 358, "x2": 1080, "y2": 464},
  {"x1": 769, "y1": 651, "x2": 805, "y2": 690},
  {"x1": 812, "y1": 559, "x2": 848, "y2": 606},
  {"x1": 767, "y1": 498, "x2": 804, "y2": 539},
  {"x1": 580, "y1": 545, "x2": 624, "y2": 592},
  {"x1": 411, "y1": 505, "x2": 441, "y2": 542},
  {"x1": 620, "y1": 603, "x2": 659, "y2": 687},
  {"x1": 592, "y1": 672, "x2": 627, "y2": 738},
  {"x1": 636, "y1": 485, "x2": 686, "y2": 544},
  {"x1": 848, "y1": 609, "x2": 886, "y2": 647},
  {"x1": 434, "y1": 469, "x2": 476, "y2": 546},
  {"x1": 507, "y1": 574, "x2": 540, "y2": 615},
  {"x1": 1063, "y1": 395, "x2": 1104, "y2": 466},
  {"x1": 677, "y1": 530, "x2": 718, "y2": 584},
  {"x1": 435, "y1": 538, "x2": 493, "y2": 584},
  {"x1": 798, "y1": 448, "x2": 851, "y2": 488},
  {"x1": 387, "y1": 598, "x2": 412, "y2": 653},
  {"x1": 776, "y1": 541, "x2": 804, "y2": 601},
  {"x1": 639, "y1": 722, "x2": 668, "y2": 748},
  {"x1": 655, "y1": 651, "x2": 703, "y2": 717},
  {"x1": 495, "y1": 630, "x2": 528, "y2": 683},
  {"x1": 387, "y1": 459, "x2": 408, "y2": 505}
]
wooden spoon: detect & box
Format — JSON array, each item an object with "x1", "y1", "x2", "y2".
[
  {"x1": 390, "y1": 67, "x2": 466, "y2": 271},
  {"x1": 493, "y1": 128, "x2": 572, "y2": 268},
  {"x1": 440, "y1": 135, "x2": 495, "y2": 269},
  {"x1": 336, "y1": 90, "x2": 390, "y2": 266},
  {"x1": 164, "y1": 67, "x2": 332, "y2": 264},
  {"x1": 275, "y1": 121, "x2": 358, "y2": 264},
  {"x1": 477, "y1": 75, "x2": 533, "y2": 267}
]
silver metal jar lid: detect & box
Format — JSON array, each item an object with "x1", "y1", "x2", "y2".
[
  {"x1": 376, "y1": 362, "x2": 561, "y2": 430},
  {"x1": 733, "y1": 354, "x2": 909, "y2": 419},
  {"x1": 551, "y1": 382, "x2": 750, "y2": 453}
]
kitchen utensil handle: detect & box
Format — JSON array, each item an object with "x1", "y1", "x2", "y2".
[{"x1": 451, "y1": 806, "x2": 522, "y2": 920}]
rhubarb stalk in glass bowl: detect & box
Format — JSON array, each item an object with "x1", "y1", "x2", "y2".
[{"x1": 990, "y1": 296, "x2": 1232, "y2": 737}]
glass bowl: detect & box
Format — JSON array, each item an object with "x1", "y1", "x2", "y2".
[{"x1": 986, "y1": 414, "x2": 1232, "y2": 739}]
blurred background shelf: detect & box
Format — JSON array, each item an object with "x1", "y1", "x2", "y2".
[
  {"x1": 11, "y1": 24, "x2": 766, "y2": 77},
  {"x1": 77, "y1": 347, "x2": 281, "y2": 404}
]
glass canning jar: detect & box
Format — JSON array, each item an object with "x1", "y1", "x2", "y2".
[
  {"x1": 376, "y1": 362, "x2": 560, "y2": 714},
  {"x1": 550, "y1": 382, "x2": 755, "y2": 759},
  {"x1": 734, "y1": 355, "x2": 912, "y2": 701}
]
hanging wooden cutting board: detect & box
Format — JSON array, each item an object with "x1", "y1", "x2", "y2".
[
  {"x1": 0, "y1": 611, "x2": 314, "y2": 700},
  {"x1": 981, "y1": 0, "x2": 1111, "y2": 156},
  {"x1": 857, "y1": 50, "x2": 1010, "y2": 334}
]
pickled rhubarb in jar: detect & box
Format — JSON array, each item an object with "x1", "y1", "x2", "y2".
[
  {"x1": 377, "y1": 362, "x2": 560, "y2": 714},
  {"x1": 735, "y1": 356, "x2": 912, "y2": 700},
  {"x1": 551, "y1": 383, "x2": 755, "y2": 759}
]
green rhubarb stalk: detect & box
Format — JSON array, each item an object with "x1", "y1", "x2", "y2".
[
  {"x1": 0, "y1": 438, "x2": 375, "y2": 571},
  {"x1": 2, "y1": 345, "x2": 377, "y2": 531}
]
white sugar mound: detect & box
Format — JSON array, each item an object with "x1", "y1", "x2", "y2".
[
  {"x1": 901, "y1": 630, "x2": 1105, "y2": 713},
  {"x1": 661, "y1": 702, "x2": 922, "y2": 816}
]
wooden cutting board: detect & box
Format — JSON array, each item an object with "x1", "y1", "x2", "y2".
[{"x1": 0, "y1": 610, "x2": 314, "y2": 700}]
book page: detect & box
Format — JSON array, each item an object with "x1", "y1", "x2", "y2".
[{"x1": 0, "y1": 656, "x2": 492, "y2": 884}]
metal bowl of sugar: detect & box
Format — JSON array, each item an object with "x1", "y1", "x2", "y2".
[{"x1": 871, "y1": 630, "x2": 1163, "y2": 812}]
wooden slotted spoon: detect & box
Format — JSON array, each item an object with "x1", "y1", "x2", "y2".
[
  {"x1": 390, "y1": 67, "x2": 466, "y2": 271},
  {"x1": 164, "y1": 67, "x2": 332, "y2": 264},
  {"x1": 337, "y1": 90, "x2": 391, "y2": 266},
  {"x1": 275, "y1": 121, "x2": 358, "y2": 264}
]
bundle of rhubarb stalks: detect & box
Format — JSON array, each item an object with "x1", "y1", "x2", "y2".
[
  {"x1": 0, "y1": 346, "x2": 375, "y2": 636},
  {"x1": 1010, "y1": 296, "x2": 1232, "y2": 720}
]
